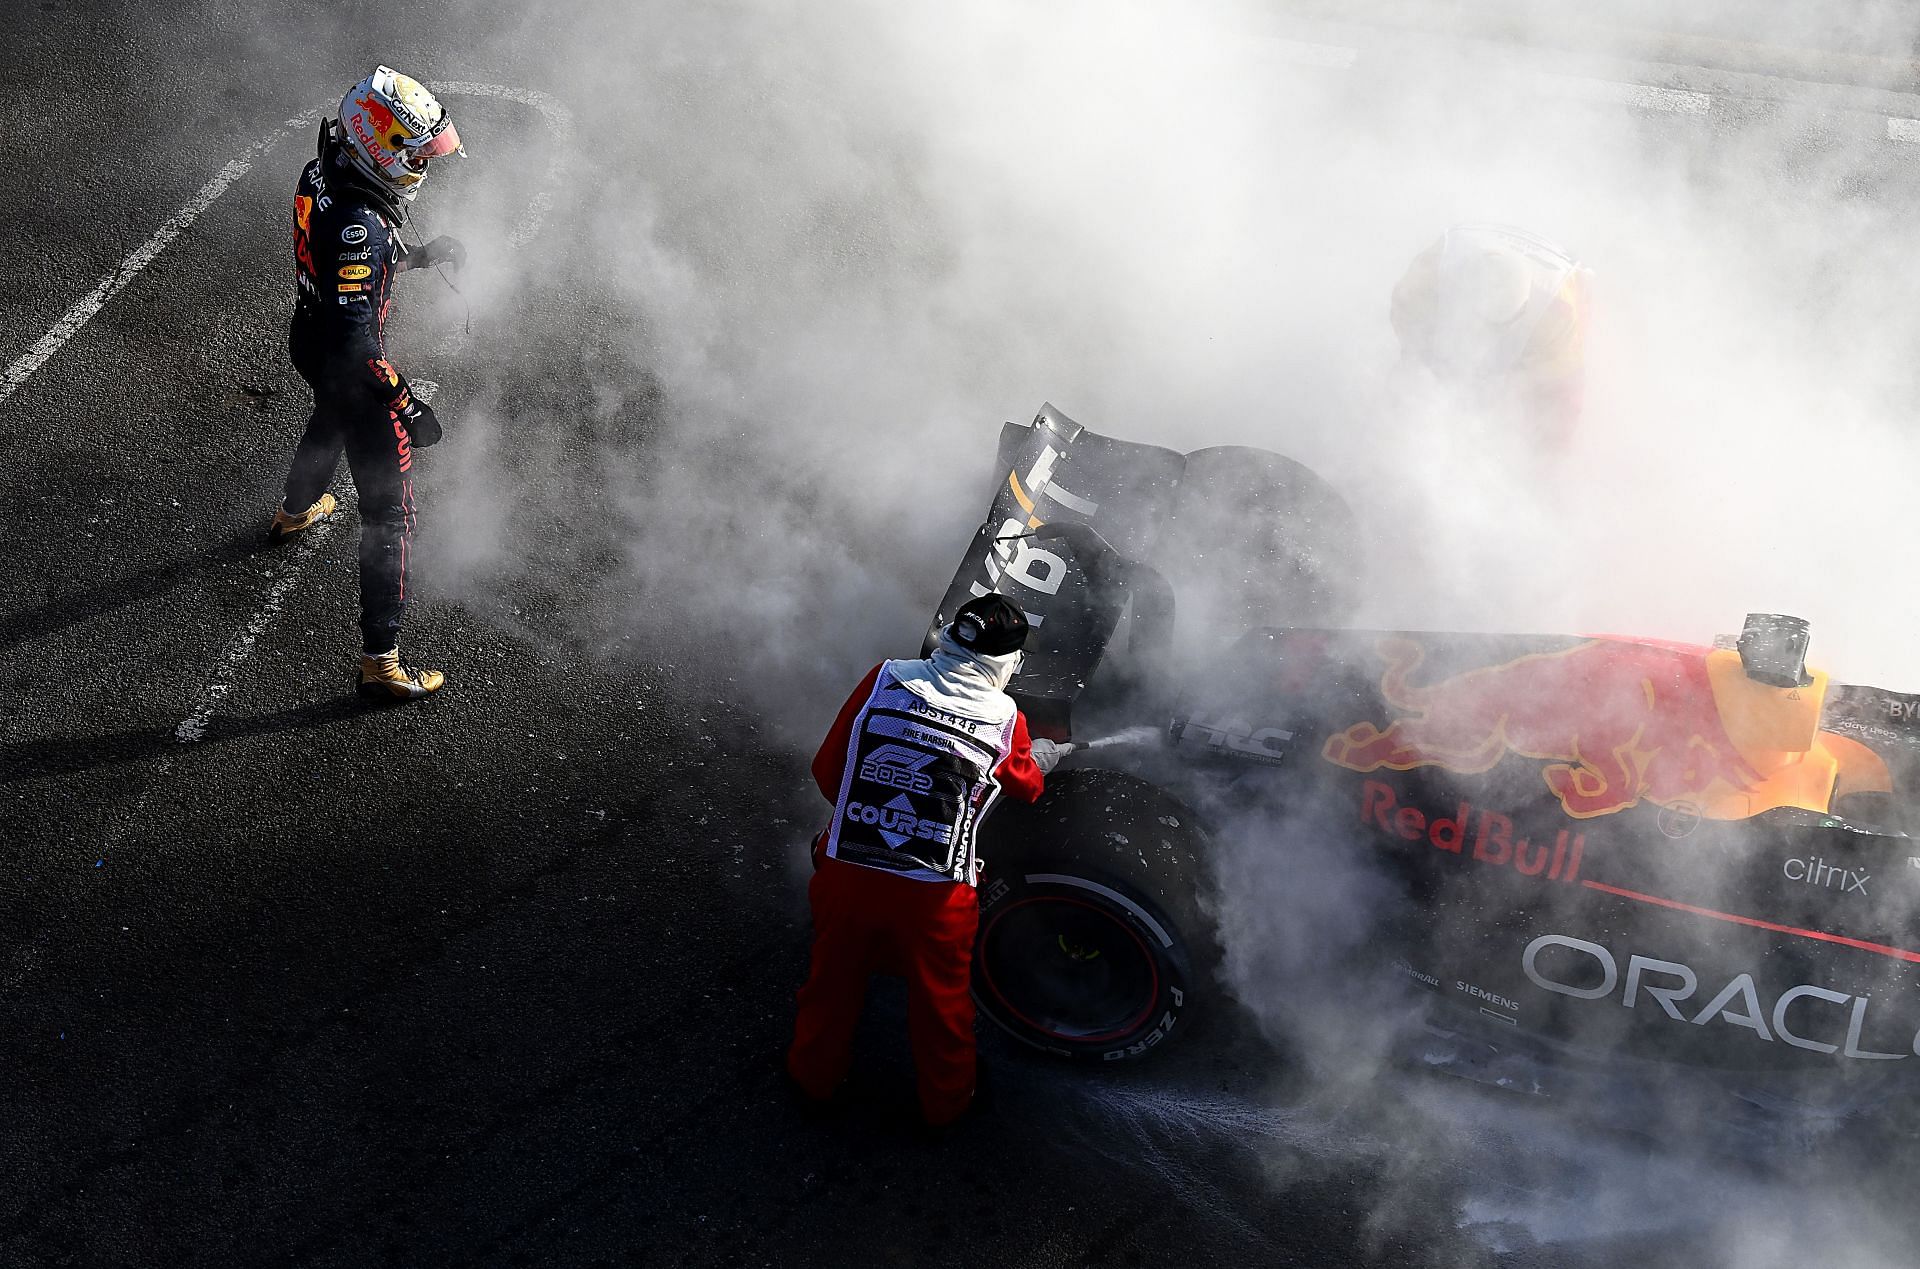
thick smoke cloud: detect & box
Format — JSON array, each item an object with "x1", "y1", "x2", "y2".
[
  {"x1": 429, "y1": 0, "x2": 1920, "y2": 699},
  {"x1": 389, "y1": 2, "x2": 1920, "y2": 1263}
]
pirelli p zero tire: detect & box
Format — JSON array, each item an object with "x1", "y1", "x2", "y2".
[{"x1": 974, "y1": 768, "x2": 1214, "y2": 1063}]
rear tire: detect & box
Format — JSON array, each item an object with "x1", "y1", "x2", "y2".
[
  {"x1": 1156, "y1": 445, "x2": 1360, "y2": 630},
  {"x1": 974, "y1": 768, "x2": 1213, "y2": 1063}
]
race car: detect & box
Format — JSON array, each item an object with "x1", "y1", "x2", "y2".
[{"x1": 929, "y1": 404, "x2": 1920, "y2": 1101}]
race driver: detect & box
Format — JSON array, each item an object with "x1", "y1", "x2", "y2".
[
  {"x1": 1389, "y1": 224, "x2": 1593, "y2": 449},
  {"x1": 267, "y1": 65, "x2": 467, "y2": 699},
  {"x1": 788, "y1": 594, "x2": 1069, "y2": 1126}
]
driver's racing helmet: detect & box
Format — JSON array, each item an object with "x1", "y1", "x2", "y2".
[
  {"x1": 336, "y1": 66, "x2": 465, "y2": 202},
  {"x1": 1391, "y1": 224, "x2": 1590, "y2": 385}
]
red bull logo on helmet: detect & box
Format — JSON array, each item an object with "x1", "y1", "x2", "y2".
[
  {"x1": 1324, "y1": 638, "x2": 1759, "y2": 820},
  {"x1": 352, "y1": 92, "x2": 424, "y2": 173},
  {"x1": 359, "y1": 94, "x2": 401, "y2": 139}
]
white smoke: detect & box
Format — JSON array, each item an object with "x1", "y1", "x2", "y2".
[
  {"x1": 425, "y1": 0, "x2": 1920, "y2": 692},
  {"x1": 384, "y1": 1, "x2": 1920, "y2": 1263}
]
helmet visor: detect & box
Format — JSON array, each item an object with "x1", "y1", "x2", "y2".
[{"x1": 400, "y1": 120, "x2": 463, "y2": 172}]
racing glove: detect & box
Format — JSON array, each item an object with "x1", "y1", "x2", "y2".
[
  {"x1": 1030, "y1": 738, "x2": 1077, "y2": 775},
  {"x1": 397, "y1": 396, "x2": 443, "y2": 448},
  {"x1": 408, "y1": 234, "x2": 467, "y2": 273}
]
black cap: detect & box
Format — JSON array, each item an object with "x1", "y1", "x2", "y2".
[{"x1": 950, "y1": 594, "x2": 1030, "y2": 657}]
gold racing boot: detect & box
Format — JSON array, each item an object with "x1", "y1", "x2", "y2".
[
  {"x1": 267, "y1": 493, "x2": 338, "y2": 542},
  {"x1": 357, "y1": 648, "x2": 446, "y2": 700}
]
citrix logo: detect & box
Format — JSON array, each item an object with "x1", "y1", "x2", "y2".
[{"x1": 1783, "y1": 855, "x2": 1868, "y2": 895}]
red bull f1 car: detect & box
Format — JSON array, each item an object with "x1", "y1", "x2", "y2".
[{"x1": 932, "y1": 404, "x2": 1920, "y2": 1106}]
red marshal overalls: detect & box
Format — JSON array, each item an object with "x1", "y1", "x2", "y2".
[{"x1": 787, "y1": 660, "x2": 1045, "y2": 1125}]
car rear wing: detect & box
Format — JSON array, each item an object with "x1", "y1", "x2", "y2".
[
  {"x1": 927, "y1": 404, "x2": 1361, "y2": 737},
  {"x1": 924, "y1": 404, "x2": 1183, "y2": 724}
]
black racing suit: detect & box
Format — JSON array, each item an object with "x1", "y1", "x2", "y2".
[{"x1": 282, "y1": 130, "x2": 425, "y2": 656}]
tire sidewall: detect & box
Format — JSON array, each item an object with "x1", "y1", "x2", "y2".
[{"x1": 975, "y1": 860, "x2": 1197, "y2": 1062}]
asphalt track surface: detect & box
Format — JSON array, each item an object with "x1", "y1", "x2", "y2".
[{"x1": 6, "y1": 5, "x2": 1920, "y2": 1268}]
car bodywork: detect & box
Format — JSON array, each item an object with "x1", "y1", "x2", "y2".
[
  {"x1": 1178, "y1": 627, "x2": 1920, "y2": 1079},
  {"x1": 937, "y1": 405, "x2": 1920, "y2": 1087}
]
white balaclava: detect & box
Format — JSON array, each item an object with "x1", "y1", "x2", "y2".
[{"x1": 933, "y1": 625, "x2": 1024, "y2": 693}]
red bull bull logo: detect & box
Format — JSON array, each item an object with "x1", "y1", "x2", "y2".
[
  {"x1": 351, "y1": 95, "x2": 408, "y2": 172},
  {"x1": 1324, "y1": 638, "x2": 1759, "y2": 819},
  {"x1": 358, "y1": 94, "x2": 403, "y2": 142}
]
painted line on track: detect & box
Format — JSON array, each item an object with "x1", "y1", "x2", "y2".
[
  {"x1": 172, "y1": 506, "x2": 348, "y2": 743},
  {"x1": 157, "y1": 83, "x2": 575, "y2": 744},
  {"x1": 1, "y1": 84, "x2": 572, "y2": 413},
  {"x1": 416, "y1": 84, "x2": 577, "y2": 361},
  {"x1": 1539, "y1": 77, "x2": 1713, "y2": 115},
  {"x1": 0, "y1": 110, "x2": 319, "y2": 410},
  {"x1": 1262, "y1": 32, "x2": 1920, "y2": 134},
  {"x1": 433, "y1": 82, "x2": 575, "y2": 250}
]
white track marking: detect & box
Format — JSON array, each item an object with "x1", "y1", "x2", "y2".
[
  {"x1": 433, "y1": 83, "x2": 575, "y2": 249},
  {"x1": 0, "y1": 111, "x2": 319, "y2": 410},
  {"x1": 1256, "y1": 33, "x2": 1711, "y2": 117},
  {"x1": 419, "y1": 85, "x2": 578, "y2": 357},
  {"x1": 1250, "y1": 32, "x2": 1920, "y2": 129},
  {"x1": 174, "y1": 372, "x2": 431, "y2": 742},
  {"x1": 173, "y1": 509, "x2": 345, "y2": 742},
  {"x1": 168, "y1": 83, "x2": 573, "y2": 742},
  {"x1": 1, "y1": 85, "x2": 574, "y2": 405},
  {"x1": 1542, "y1": 76, "x2": 1713, "y2": 115},
  {"x1": 1625, "y1": 84, "x2": 1714, "y2": 115}
]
